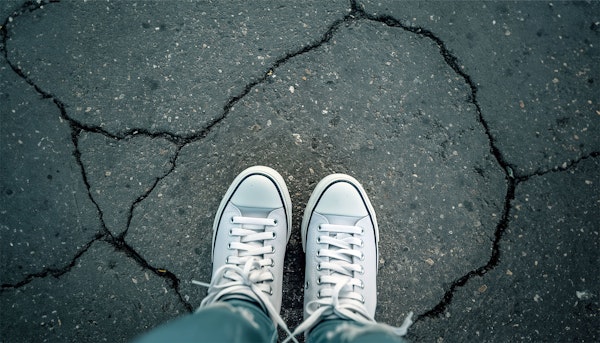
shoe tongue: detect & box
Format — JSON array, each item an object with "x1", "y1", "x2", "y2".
[
  {"x1": 324, "y1": 214, "x2": 359, "y2": 226},
  {"x1": 235, "y1": 206, "x2": 271, "y2": 231},
  {"x1": 236, "y1": 206, "x2": 272, "y2": 218},
  {"x1": 319, "y1": 214, "x2": 359, "y2": 244}
]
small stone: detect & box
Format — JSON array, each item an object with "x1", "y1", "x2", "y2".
[
  {"x1": 576, "y1": 290, "x2": 592, "y2": 300},
  {"x1": 478, "y1": 284, "x2": 488, "y2": 293},
  {"x1": 292, "y1": 133, "x2": 302, "y2": 145},
  {"x1": 425, "y1": 258, "x2": 435, "y2": 266}
]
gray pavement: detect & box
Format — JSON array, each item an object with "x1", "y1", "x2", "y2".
[{"x1": 0, "y1": 1, "x2": 598, "y2": 342}]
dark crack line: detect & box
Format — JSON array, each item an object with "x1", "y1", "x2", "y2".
[
  {"x1": 415, "y1": 178, "x2": 516, "y2": 320},
  {"x1": 176, "y1": 12, "x2": 354, "y2": 144},
  {"x1": 104, "y1": 234, "x2": 194, "y2": 312},
  {"x1": 74, "y1": 126, "x2": 192, "y2": 311},
  {"x1": 414, "y1": 150, "x2": 599, "y2": 322},
  {"x1": 348, "y1": 1, "x2": 519, "y2": 322},
  {"x1": 1, "y1": 0, "x2": 191, "y2": 311},
  {"x1": 352, "y1": 1, "x2": 600, "y2": 324},
  {"x1": 0, "y1": 232, "x2": 105, "y2": 291},
  {"x1": 0, "y1": 0, "x2": 517, "y2": 320},
  {"x1": 119, "y1": 145, "x2": 183, "y2": 241},
  {"x1": 516, "y1": 151, "x2": 600, "y2": 182},
  {"x1": 3, "y1": 0, "x2": 596, "y2": 330},
  {"x1": 351, "y1": 2, "x2": 512, "y2": 171},
  {"x1": 0, "y1": 0, "x2": 357, "y2": 317},
  {"x1": 2, "y1": 1, "x2": 352, "y2": 146}
]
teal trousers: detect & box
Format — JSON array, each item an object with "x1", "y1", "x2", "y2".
[{"x1": 132, "y1": 299, "x2": 408, "y2": 343}]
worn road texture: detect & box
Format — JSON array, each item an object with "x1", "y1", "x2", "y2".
[{"x1": 1, "y1": 1, "x2": 598, "y2": 342}]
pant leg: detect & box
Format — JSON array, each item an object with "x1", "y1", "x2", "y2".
[
  {"x1": 131, "y1": 299, "x2": 277, "y2": 343},
  {"x1": 307, "y1": 319, "x2": 409, "y2": 343}
]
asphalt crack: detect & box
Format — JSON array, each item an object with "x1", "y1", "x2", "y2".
[
  {"x1": 352, "y1": 1, "x2": 600, "y2": 325},
  {"x1": 2, "y1": 0, "x2": 597, "y2": 332},
  {"x1": 516, "y1": 151, "x2": 600, "y2": 182},
  {"x1": 0, "y1": 0, "x2": 191, "y2": 311},
  {"x1": 0, "y1": 231, "x2": 104, "y2": 291},
  {"x1": 349, "y1": 0, "x2": 517, "y2": 322}
]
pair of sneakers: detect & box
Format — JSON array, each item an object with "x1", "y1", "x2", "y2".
[{"x1": 194, "y1": 166, "x2": 412, "y2": 342}]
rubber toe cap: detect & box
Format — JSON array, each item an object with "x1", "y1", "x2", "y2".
[
  {"x1": 231, "y1": 174, "x2": 282, "y2": 209},
  {"x1": 314, "y1": 181, "x2": 368, "y2": 217}
]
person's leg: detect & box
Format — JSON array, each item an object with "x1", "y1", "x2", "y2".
[
  {"x1": 287, "y1": 174, "x2": 412, "y2": 343},
  {"x1": 133, "y1": 299, "x2": 276, "y2": 343},
  {"x1": 307, "y1": 319, "x2": 409, "y2": 343},
  {"x1": 131, "y1": 166, "x2": 295, "y2": 343}
]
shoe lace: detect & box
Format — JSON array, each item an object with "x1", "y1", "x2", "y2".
[
  {"x1": 192, "y1": 216, "x2": 298, "y2": 343},
  {"x1": 284, "y1": 223, "x2": 413, "y2": 343}
]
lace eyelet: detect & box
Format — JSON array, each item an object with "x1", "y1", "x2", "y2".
[
  {"x1": 360, "y1": 253, "x2": 365, "y2": 261},
  {"x1": 316, "y1": 263, "x2": 321, "y2": 270},
  {"x1": 360, "y1": 228, "x2": 364, "y2": 234},
  {"x1": 360, "y1": 266, "x2": 365, "y2": 274},
  {"x1": 273, "y1": 219, "x2": 278, "y2": 225},
  {"x1": 361, "y1": 295, "x2": 365, "y2": 303},
  {"x1": 359, "y1": 240, "x2": 364, "y2": 247},
  {"x1": 316, "y1": 249, "x2": 321, "y2": 257},
  {"x1": 317, "y1": 225, "x2": 323, "y2": 231},
  {"x1": 270, "y1": 246, "x2": 275, "y2": 253},
  {"x1": 316, "y1": 277, "x2": 322, "y2": 285},
  {"x1": 230, "y1": 217, "x2": 235, "y2": 223},
  {"x1": 360, "y1": 280, "x2": 365, "y2": 288},
  {"x1": 227, "y1": 242, "x2": 232, "y2": 249},
  {"x1": 271, "y1": 232, "x2": 277, "y2": 239},
  {"x1": 229, "y1": 229, "x2": 233, "y2": 235},
  {"x1": 270, "y1": 259, "x2": 275, "y2": 267},
  {"x1": 316, "y1": 237, "x2": 321, "y2": 243},
  {"x1": 317, "y1": 290, "x2": 322, "y2": 299}
]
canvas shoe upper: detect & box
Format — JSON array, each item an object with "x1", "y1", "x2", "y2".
[
  {"x1": 287, "y1": 174, "x2": 412, "y2": 340},
  {"x1": 193, "y1": 166, "x2": 296, "y2": 340}
]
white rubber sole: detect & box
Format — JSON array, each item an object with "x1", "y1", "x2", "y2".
[
  {"x1": 211, "y1": 165, "x2": 293, "y2": 261},
  {"x1": 300, "y1": 173, "x2": 379, "y2": 252}
]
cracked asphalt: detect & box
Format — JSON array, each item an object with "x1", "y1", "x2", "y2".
[{"x1": 1, "y1": 1, "x2": 598, "y2": 342}]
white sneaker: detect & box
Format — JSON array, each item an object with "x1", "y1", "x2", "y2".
[
  {"x1": 289, "y1": 174, "x2": 412, "y2": 339},
  {"x1": 193, "y1": 166, "x2": 295, "y2": 337}
]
